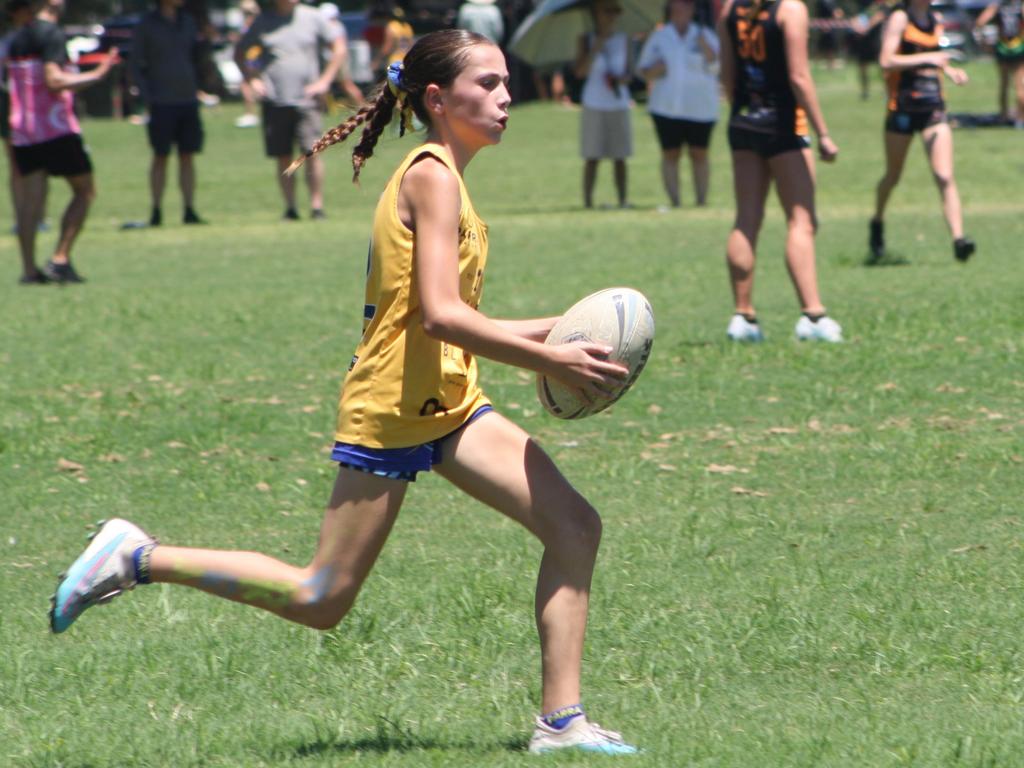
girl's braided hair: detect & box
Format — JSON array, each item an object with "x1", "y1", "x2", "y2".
[{"x1": 285, "y1": 29, "x2": 492, "y2": 183}]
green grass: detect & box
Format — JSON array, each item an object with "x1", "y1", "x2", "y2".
[{"x1": 2, "y1": 60, "x2": 1022, "y2": 767}]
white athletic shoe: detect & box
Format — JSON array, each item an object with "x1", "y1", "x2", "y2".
[
  {"x1": 726, "y1": 313, "x2": 765, "y2": 342},
  {"x1": 50, "y1": 518, "x2": 157, "y2": 634},
  {"x1": 795, "y1": 314, "x2": 843, "y2": 343},
  {"x1": 528, "y1": 716, "x2": 639, "y2": 755},
  {"x1": 234, "y1": 113, "x2": 260, "y2": 128}
]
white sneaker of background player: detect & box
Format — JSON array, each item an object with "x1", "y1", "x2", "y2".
[
  {"x1": 795, "y1": 314, "x2": 843, "y2": 343},
  {"x1": 726, "y1": 313, "x2": 765, "y2": 342},
  {"x1": 528, "y1": 716, "x2": 639, "y2": 755}
]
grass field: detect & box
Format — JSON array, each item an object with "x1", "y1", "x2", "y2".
[{"x1": 2, "y1": 58, "x2": 1022, "y2": 767}]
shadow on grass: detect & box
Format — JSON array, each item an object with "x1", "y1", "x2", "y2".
[
  {"x1": 279, "y1": 722, "x2": 526, "y2": 758},
  {"x1": 864, "y1": 252, "x2": 911, "y2": 267}
]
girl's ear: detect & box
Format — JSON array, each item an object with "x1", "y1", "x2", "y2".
[{"x1": 424, "y1": 83, "x2": 445, "y2": 115}]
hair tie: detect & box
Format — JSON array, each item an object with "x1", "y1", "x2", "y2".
[{"x1": 387, "y1": 61, "x2": 405, "y2": 96}]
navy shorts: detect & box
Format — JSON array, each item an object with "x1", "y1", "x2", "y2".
[
  {"x1": 884, "y1": 109, "x2": 946, "y2": 135},
  {"x1": 148, "y1": 103, "x2": 204, "y2": 156},
  {"x1": 332, "y1": 405, "x2": 493, "y2": 482},
  {"x1": 728, "y1": 125, "x2": 810, "y2": 158},
  {"x1": 12, "y1": 134, "x2": 92, "y2": 177},
  {"x1": 651, "y1": 114, "x2": 715, "y2": 151}
]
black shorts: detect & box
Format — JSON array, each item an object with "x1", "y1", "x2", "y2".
[
  {"x1": 885, "y1": 109, "x2": 946, "y2": 134},
  {"x1": 727, "y1": 124, "x2": 810, "y2": 158},
  {"x1": 261, "y1": 103, "x2": 323, "y2": 157},
  {"x1": 12, "y1": 133, "x2": 93, "y2": 177},
  {"x1": 651, "y1": 114, "x2": 715, "y2": 151},
  {"x1": 147, "y1": 103, "x2": 204, "y2": 156}
]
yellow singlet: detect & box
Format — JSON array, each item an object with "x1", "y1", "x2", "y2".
[{"x1": 335, "y1": 143, "x2": 490, "y2": 449}]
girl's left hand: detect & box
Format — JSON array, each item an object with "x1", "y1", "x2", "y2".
[
  {"x1": 818, "y1": 135, "x2": 839, "y2": 163},
  {"x1": 944, "y1": 66, "x2": 969, "y2": 85}
]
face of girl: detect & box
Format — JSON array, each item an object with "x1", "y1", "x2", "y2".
[
  {"x1": 594, "y1": 1, "x2": 623, "y2": 31},
  {"x1": 436, "y1": 44, "x2": 511, "y2": 149},
  {"x1": 669, "y1": 0, "x2": 694, "y2": 26}
]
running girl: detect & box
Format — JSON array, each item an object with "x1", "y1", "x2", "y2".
[
  {"x1": 869, "y1": 0, "x2": 974, "y2": 263},
  {"x1": 717, "y1": 0, "x2": 843, "y2": 342},
  {"x1": 49, "y1": 30, "x2": 638, "y2": 756}
]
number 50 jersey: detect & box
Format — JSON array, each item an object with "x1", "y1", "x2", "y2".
[{"x1": 726, "y1": 0, "x2": 809, "y2": 136}]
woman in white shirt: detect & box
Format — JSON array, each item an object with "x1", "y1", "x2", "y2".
[
  {"x1": 574, "y1": 0, "x2": 633, "y2": 208},
  {"x1": 638, "y1": 0, "x2": 719, "y2": 207}
]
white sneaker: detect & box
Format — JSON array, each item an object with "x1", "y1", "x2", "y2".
[
  {"x1": 234, "y1": 113, "x2": 260, "y2": 128},
  {"x1": 795, "y1": 314, "x2": 843, "y2": 342},
  {"x1": 726, "y1": 313, "x2": 765, "y2": 342},
  {"x1": 50, "y1": 518, "x2": 157, "y2": 633},
  {"x1": 528, "y1": 716, "x2": 639, "y2": 755}
]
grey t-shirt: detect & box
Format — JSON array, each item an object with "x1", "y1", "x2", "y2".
[
  {"x1": 238, "y1": 4, "x2": 333, "y2": 108},
  {"x1": 130, "y1": 10, "x2": 200, "y2": 105}
]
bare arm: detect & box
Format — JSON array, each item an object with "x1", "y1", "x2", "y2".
[
  {"x1": 878, "y1": 10, "x2": 951, "y2": 70},
  {"x1": 779, "y1": 0, "x2": 838, "y2": 160},
  {"x1": 44, "y1": 48, "x2": 117, "y2": 93},
  {"x1": 403, "y1": 159, "x2": 626, "y2": 393},
  {"x1": 717, "y1": 0, "x2": 737, "y2": 101},
  {"x1": 974, "y1": 2, "x2": 999, "y2": 29},
  {"x1": 306, "y1": 36, "x2": 345, "y2": 96},
  {"x1": 573, "y1": 32, "x2": 603, "y2": 79}
]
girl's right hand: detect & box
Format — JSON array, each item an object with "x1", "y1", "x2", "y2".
[
  {"x1": 818, "y1": 135, "x2": 839, "y2": 162},
  {"x1": 544, "y1": 342, "x2": 629, "y2": 398}
]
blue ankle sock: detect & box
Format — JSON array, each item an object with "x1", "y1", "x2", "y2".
[
  {"x1": 132, "y1": 543, "x2": 156, "y2": 585},
  {"x1": 542, "y1": 704, "x2": 585, "y2": 730}
]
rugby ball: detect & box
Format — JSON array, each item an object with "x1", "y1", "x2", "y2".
[{"x1": 537, "y1": 287, "x2": 655, "y2": 419}]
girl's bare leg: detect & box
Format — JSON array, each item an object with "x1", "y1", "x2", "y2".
[
  {"x1": 770, "y1": 147, "x2": 824, "y2": 315},
  {"x1": 613, "y1": 159, "x2": 627, "y2": 207},
  {"x1": 660, "y1": 148, "x2": 681, "y2": 207},
  {"x1": 874, "y1": 130, "x2": 913, "y2": 221},
  {"x1": 921, "y1": 122, "x2": 962, "y2": 240},
  {"x1": 435, "y1": 412, "x2": 601, "y2": 714},
  {"x1": 727, "y1": 150, "x2": 771, "y2": 316},
  {"x1": 149, "y1": 468, "x2": 407, "y2": 630},
  {"x1": 689, "y1": 146, "x2": 710, "y2": 206},
  {"x1": 583, "y1": 159, "x2": 598, "y2": 208}
]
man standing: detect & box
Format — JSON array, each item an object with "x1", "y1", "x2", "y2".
[
  {"x1": 6, "y1": 0, "x2": 117, "y2": 283},
  {"x1": 235, "y1": 0, "x2": 344, "y2": 220},
  {"x1": 130, "y1": 0, "x2": 205, "y2": 227}
]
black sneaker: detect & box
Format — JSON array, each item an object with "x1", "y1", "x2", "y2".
[
  {"x1": 868, "y1": 218, "x2": 885, "y2": 262},
  {"x1": 150, "y1": 207, "x2": 162, "y2": 227},
  {"x1": 954, "y1": 237, "x2": 975, "y2": 262},
  {"x1": 310, "y1": 208, "x2": 326, "y2": 220},
  {"x1": 18, "y1": 271, "x2": 50, "y2": 285},
  {"x1": 183, "y1": 208, "x2": 205, "y2": 225},
  {"x1": 43, "y1": 260, "x2": 85, "y2": 284},
  {"x1": 283, "y1": 208, "x2": 300, "y2": 221}
]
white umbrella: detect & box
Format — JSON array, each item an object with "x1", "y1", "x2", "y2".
[{"x1": 509, "y1": 0, "x2": 662, "y2": 68}]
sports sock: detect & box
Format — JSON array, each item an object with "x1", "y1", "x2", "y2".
[
  {"x1": 542, "y1": 703, "x2": 585, "y2": 730},
  {"x1": 132, "y1": 543, "x2": 157, "y2": 585}
]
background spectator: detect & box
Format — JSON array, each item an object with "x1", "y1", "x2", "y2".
[
  {"x1": 574, "y1": 0, "x2": 633, "y2": 208},
  {"x1": 456, "y1": 0, "x2": 504, "y2": 44},
  {"x1": 7, "y1": 0, "x2": 117, "y2": 283},
  {"x1": 638, "y1": 0, "x2": 719, "y2": 208},
  {"x1": 235, "y1": 0, "x2": 345, "y2": 220},
  {"x1": 130, "y1": 0, "x2": 206, "y2": 227}
]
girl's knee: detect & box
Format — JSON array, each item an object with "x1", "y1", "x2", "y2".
[
  {"x1": 555, "y1": 498, "x2": 603, "y2": 553},
  {"x1": 293, "y1": 567, "x2": 359, "y2": 630},
  {"x1": 932, "y1": 171, "x2": 953, "y2": 190}
]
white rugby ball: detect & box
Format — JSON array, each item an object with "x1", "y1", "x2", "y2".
[{"x1": 537, "y1": 287, "x2": 655, "y2": 420}]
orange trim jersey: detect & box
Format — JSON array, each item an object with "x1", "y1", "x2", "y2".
[
  {"x1": 335, "y1": 143, "x2": 490, "y2": 449},
  {"x1": 886, "y1": 7, "x2": 945, "y2": 112},
  {"x1": 727, "y1": 0, "x2": 808, "y2": 136}
]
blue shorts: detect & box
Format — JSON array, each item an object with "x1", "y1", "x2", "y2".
[{"x1": 332, "y1": 405, "x2": 493, "y2": 482}]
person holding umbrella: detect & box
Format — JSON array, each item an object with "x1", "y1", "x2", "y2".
[{"x1": 574, "y1": 0, "x2": 633, "y2": 208}]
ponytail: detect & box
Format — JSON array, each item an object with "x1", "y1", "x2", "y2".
[{"x1": 284, "y1": 29, "x2": 492, "y2": 183}]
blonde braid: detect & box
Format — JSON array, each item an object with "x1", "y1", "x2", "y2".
[
  {"x1": 283, "y1": 85, "x2": 398, "y2": 177},
  {"x1": 350, "y1": 86, "x2": 402, "y2": 183}
]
